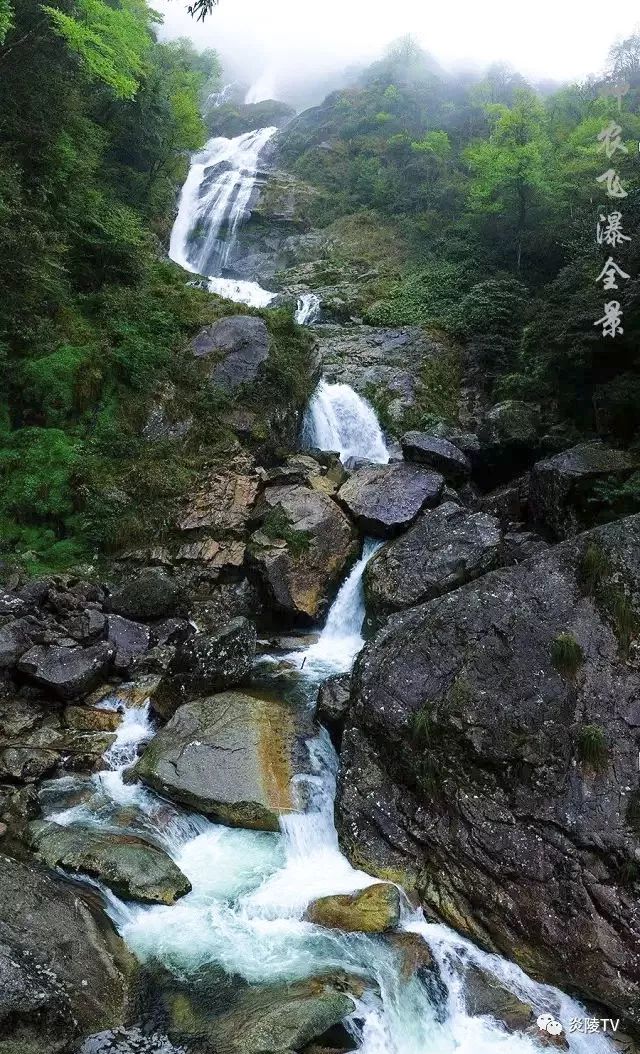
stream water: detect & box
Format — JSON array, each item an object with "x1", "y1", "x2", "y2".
[{"x1": 38, "y1": 123, "x2": 618, "y2": 1054}]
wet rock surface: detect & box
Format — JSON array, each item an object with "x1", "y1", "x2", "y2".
[
  {"x1": 337, "y1": 513, "x2": 640, "y2": 1027},
  {"x1": 337, "y1": 464, "x2": 444, "y2": 538},
  {"x1": 133, "y1": 691, "x2": 298, "y2": 832},
  {"x1": 305, "y1": 882, "x2": 401, "y2": 933},
  {"x1": 18, "y1": 642, "x2": 115, "y2": 699},
  {"x1": 249, "y1": 482, "x2": 356, "y2": 622},
  {"x1": 363, "y1": 502, "x2": 502, "y2": 617},
  {"x1": 152, "y1": 618, "x2": 257, "y2": 719},
  {"x1": 0, "y1": 852, "x2": 134, "y2": 1051},
  {"x1": 530, "y1": 440, "x2": 640, "y2": 539},
  {"x1": 190, "y1": 315, "x2": 270, "y2": 391},
  {"x1": 401, "y1": 432, "x2": 471, "y2": 482},
  {"x1": 28, "y1": 820, "x2": 192, "y2": 904}
]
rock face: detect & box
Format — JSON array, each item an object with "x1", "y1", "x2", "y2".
[
  {"x1": 108, "y1": 570, "x2": 181, "y2": 621},
  {"x1": 337, "y1": 464, "x2": 444, "y2": 538},
  {"x1": 364, "y1": 502, "x2": 502, "y2": 617},
  {"x1": 191, "y1": 316, "x2": 270, "y2": 391},
  {"x1": 18, "y1": 642, "x2": 115, "y2": 699},
  {"x1": 305, "y1": 883, "x2": 401, "y2": 933},
  {"x1": 133, "y1": 692, "x2": 296, "y2": 832},
  {"x1": 106, "y1": 615, "x2": 150, "y2": 670},
  {"x1": 315, "y1": 673, "x2": 351, "y2": 747},
  {"x1": 314, "y1": 325, "x2": 448, "y2": 424},
  {"x1": 530, "y1": 440, "x2": 639, "y2": 539},
  {"x1": 337, "y1": 514, "x2": 640, "y2": 1028},
  {"x1": 153, "y1": 618, "x2": 257, "y2": 718},
  {"x1": 401, "y1": 433, "x2": 471, "y2": 482},
  {"x1": 204, "y1": 975, "x2": 358, "y2": 1054},
  {"x1": 249, "y1": 483, "x2": 356, "y2": 622},
  {"x1": 29, "y1": 821, "x2": 191, "y2": 905},
  {"x1": 0, "y1": 852, "x2": 134, "y2": 1051}
]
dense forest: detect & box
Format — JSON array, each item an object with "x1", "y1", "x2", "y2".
[
  {"x1": 279, "y1": 36, "x2": 640, "y2": 445},
  {"x1": 1, "y1": 6, "x2": 639, "y2": 576}
]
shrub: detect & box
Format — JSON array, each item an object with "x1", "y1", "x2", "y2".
[
  {"x1": 551, "y1": 633, "x2": 584, "y2": 678},
  {"x1": 576, "y1": 724, "x2": 608, "y2": 773}
]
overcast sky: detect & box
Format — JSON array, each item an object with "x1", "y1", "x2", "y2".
[{"x1": 156, "y1": 0, "x2": 639, "y2": 101}]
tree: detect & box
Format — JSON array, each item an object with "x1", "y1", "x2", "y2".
[{"x1": 465, "y1": 89, "x2": 553, "y2": 270}]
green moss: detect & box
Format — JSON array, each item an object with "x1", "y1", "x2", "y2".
[
  {"x1": 261, "y1": 507, "x2": 312, "y2": 558},
  {"x1": 414, "y1": 347, "x2": 462, "y2": 428},
  {"x1": 447, "y1": 676, "x2": 474, "y2": 710},
  {"x1": 550, "y1": 633, "x2": 584, "y2": 679},
  {"x1": 576, "y1": 724, "x2": 608, "y2": 773}
]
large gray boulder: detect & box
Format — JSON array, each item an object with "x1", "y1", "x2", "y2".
[
  {"x1": 364, "y1": 502, "x2": 502, "y2": 617},
  {"x1": 133, "y1": 692, "x2": 299, "y2": 832},
  {"x1": 249, "y1": 483, "x2": 356, "y2": 622},
  {"x1": 106, "y1": 615, "x2": 150, "y2": 670},
  {"x1": 108, "y1": 569, "x2": 181, "y2": 621},
  {"x1": 18, "y1": 642, "x2": 115, "y2": 699},
  {"x1": 530, "y1": 440, "x2": 639, "y2": 539},
  {"x1": 338, "y1": 513, "x2": 640, "y2": 1028},
  {"x1": 152, "y1": 618, "x2": 257, "y2": 719},
  {"x1": 206, "y1": 975, "x2": 359, "y2": 1054},
  {"x1": 401, "y1": 432, "x2": 471, "y2": 482},
  {"x1": 0, "y1": 852, "x2": 134, "y2": 1052},
  {"x1": 337, "y1": 464, "x2": 444, "y2": 538},
  {"x1": 191, "y1": 316, "x2": 270, "y2": 391},
  {"x1": 29, "y1": 821, "x2": 191, "y2": 905}
]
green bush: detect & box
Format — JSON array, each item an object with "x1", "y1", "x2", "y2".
[
  {"x1": 550, "y1": 632, "x2": 584, "y2": 678},
  {"x1": 576, "y1": 724, "x2": 608, "y2": 773}
]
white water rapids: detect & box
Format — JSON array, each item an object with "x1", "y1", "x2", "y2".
[{"x1": 38, "y1": 381, "x2": 615, "y2": 1053}]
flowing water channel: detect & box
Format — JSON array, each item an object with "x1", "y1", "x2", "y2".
[{"x1": 39, "y1": 125, "x2": 618, "y2": 1054}]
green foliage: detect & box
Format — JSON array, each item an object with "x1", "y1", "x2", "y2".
[
  {"x1": 44, "y1": 0, "x2": 154, "y2": 100},
  {"x1": 261, "y1": 507, "x2": 311, "y2": 558},
  {"x1": 0, "y1": 427, "x2": 78, "y2": 523},
  {"x1": 414, "y1": 349, "x2": 462, "y2": 428},
  {"x1": 578, "y1": 542, "x2": 612, "y2": 596},
  {"x1": 550, "y1": 633, "x2": 584, "y2": 678},
  {"x1": 0, "y1": 0, "x2": 12, "y2": 43},
  {"x1": 576, "y1": 724, "x2": 608, "y2": 773}
]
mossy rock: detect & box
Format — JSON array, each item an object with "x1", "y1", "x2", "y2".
[{"x1": 305, "y1": 882, "x2": 401, "y2": 933}]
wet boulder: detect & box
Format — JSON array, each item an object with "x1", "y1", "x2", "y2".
[
  {"x1": 249, "y1": 484, "x2": 356, "y2": 623},
  {"x1": 0, "y1": 852, "x2": 134, "y2": 1051},
  {"x1": 401, "y1": 432, "x2": 471, "y2": 483},
  {"x1": 337, "y1": 464, "x2": 444, "y2": 538},
  {"x1": 463, "y1": 966, "x2": 568, "y2": 1048},
  {"x1": 315, "y1": 673, "x2": 351, "y2": 747},
  {"x1": 191, "y1": 316, "x2": 270, "y2": 391},
  {"x1": 207, "y1": 974, "x2": 361, "y2": 1054},
  {"x1": 337, "y1": 512, "x2": 640, "y2": 1028},
  {"x1": 476, "y1": 400, "x2": 541, "y2": 484},
  {"x1": 106, "y1": 615, "x2": 150, "y2": 671},
  {"x1": 152, "y1": 618, "x2": 257, "y2": 719},
  {"x1": 0, "y1": 618, "x2": 38, "y2": 670},
  {"x1": 28, "y1": 821, "x2": 191, "y2": 905},
  {"x1": 305, "y1": 883, "x2": 401, "y2": 933},
  {"x1": 364, "y1": 502, "x2": 502, "y2": 617},
  {"x1": 133, "y1": 691, "x2": 297, "y2": 832},
  {"x1": 530, "y1": 440, "x2": 639, "y2": 539},
  {"x1": 17, "y1": 642, "x2": 115, "y2": 699},
  {"x1": 107, "y1": 569, "x2": 181, "y2": 621}
]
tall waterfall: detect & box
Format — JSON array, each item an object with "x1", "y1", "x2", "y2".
[
  {"x1": 303, "y1": 379, "x2": 390, "y2": 464},
  {"x1": 169, "y1": 126, "x2": 278, "y2": 307}
]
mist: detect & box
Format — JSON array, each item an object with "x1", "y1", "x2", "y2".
[{"x1": 154, "y1": 0, "x2": 640, "y2": 107}]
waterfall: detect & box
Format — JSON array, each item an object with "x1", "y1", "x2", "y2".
[
  {"x1": 286, "y1": 538, "x2": 381, "y2": 677},
  {"x1": 295, "y1": 292, "x2": 321, "y2": 326},
  {"x1": 303, "y1": 379, "x2": 390, "y2": 465},
  {"x1": 169, "y1": 126, "x2": 278, "y2": 307}
]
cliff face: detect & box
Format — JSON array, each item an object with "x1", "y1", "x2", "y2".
[{"x1": 337, "y1": 513, "x2": 640, "y2": 1028}]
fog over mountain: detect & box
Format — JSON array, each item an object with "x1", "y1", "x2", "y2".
[{"x1": 155, "y1": 0, "x2": 639, "y2": 105}]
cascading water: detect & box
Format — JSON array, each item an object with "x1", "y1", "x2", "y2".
[
  {"x1": 169, "y1": 126, "x2": 278, "y2": 308},
  {"x1": 35, "y1": 377, "x2": 617, "y2": 1052},
  {"x1": 303, "y1": 379, "x2": 390, "y2": 465},
  {"x1": 295, "y1": 292, "x2": 321, "y2": 326}
]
